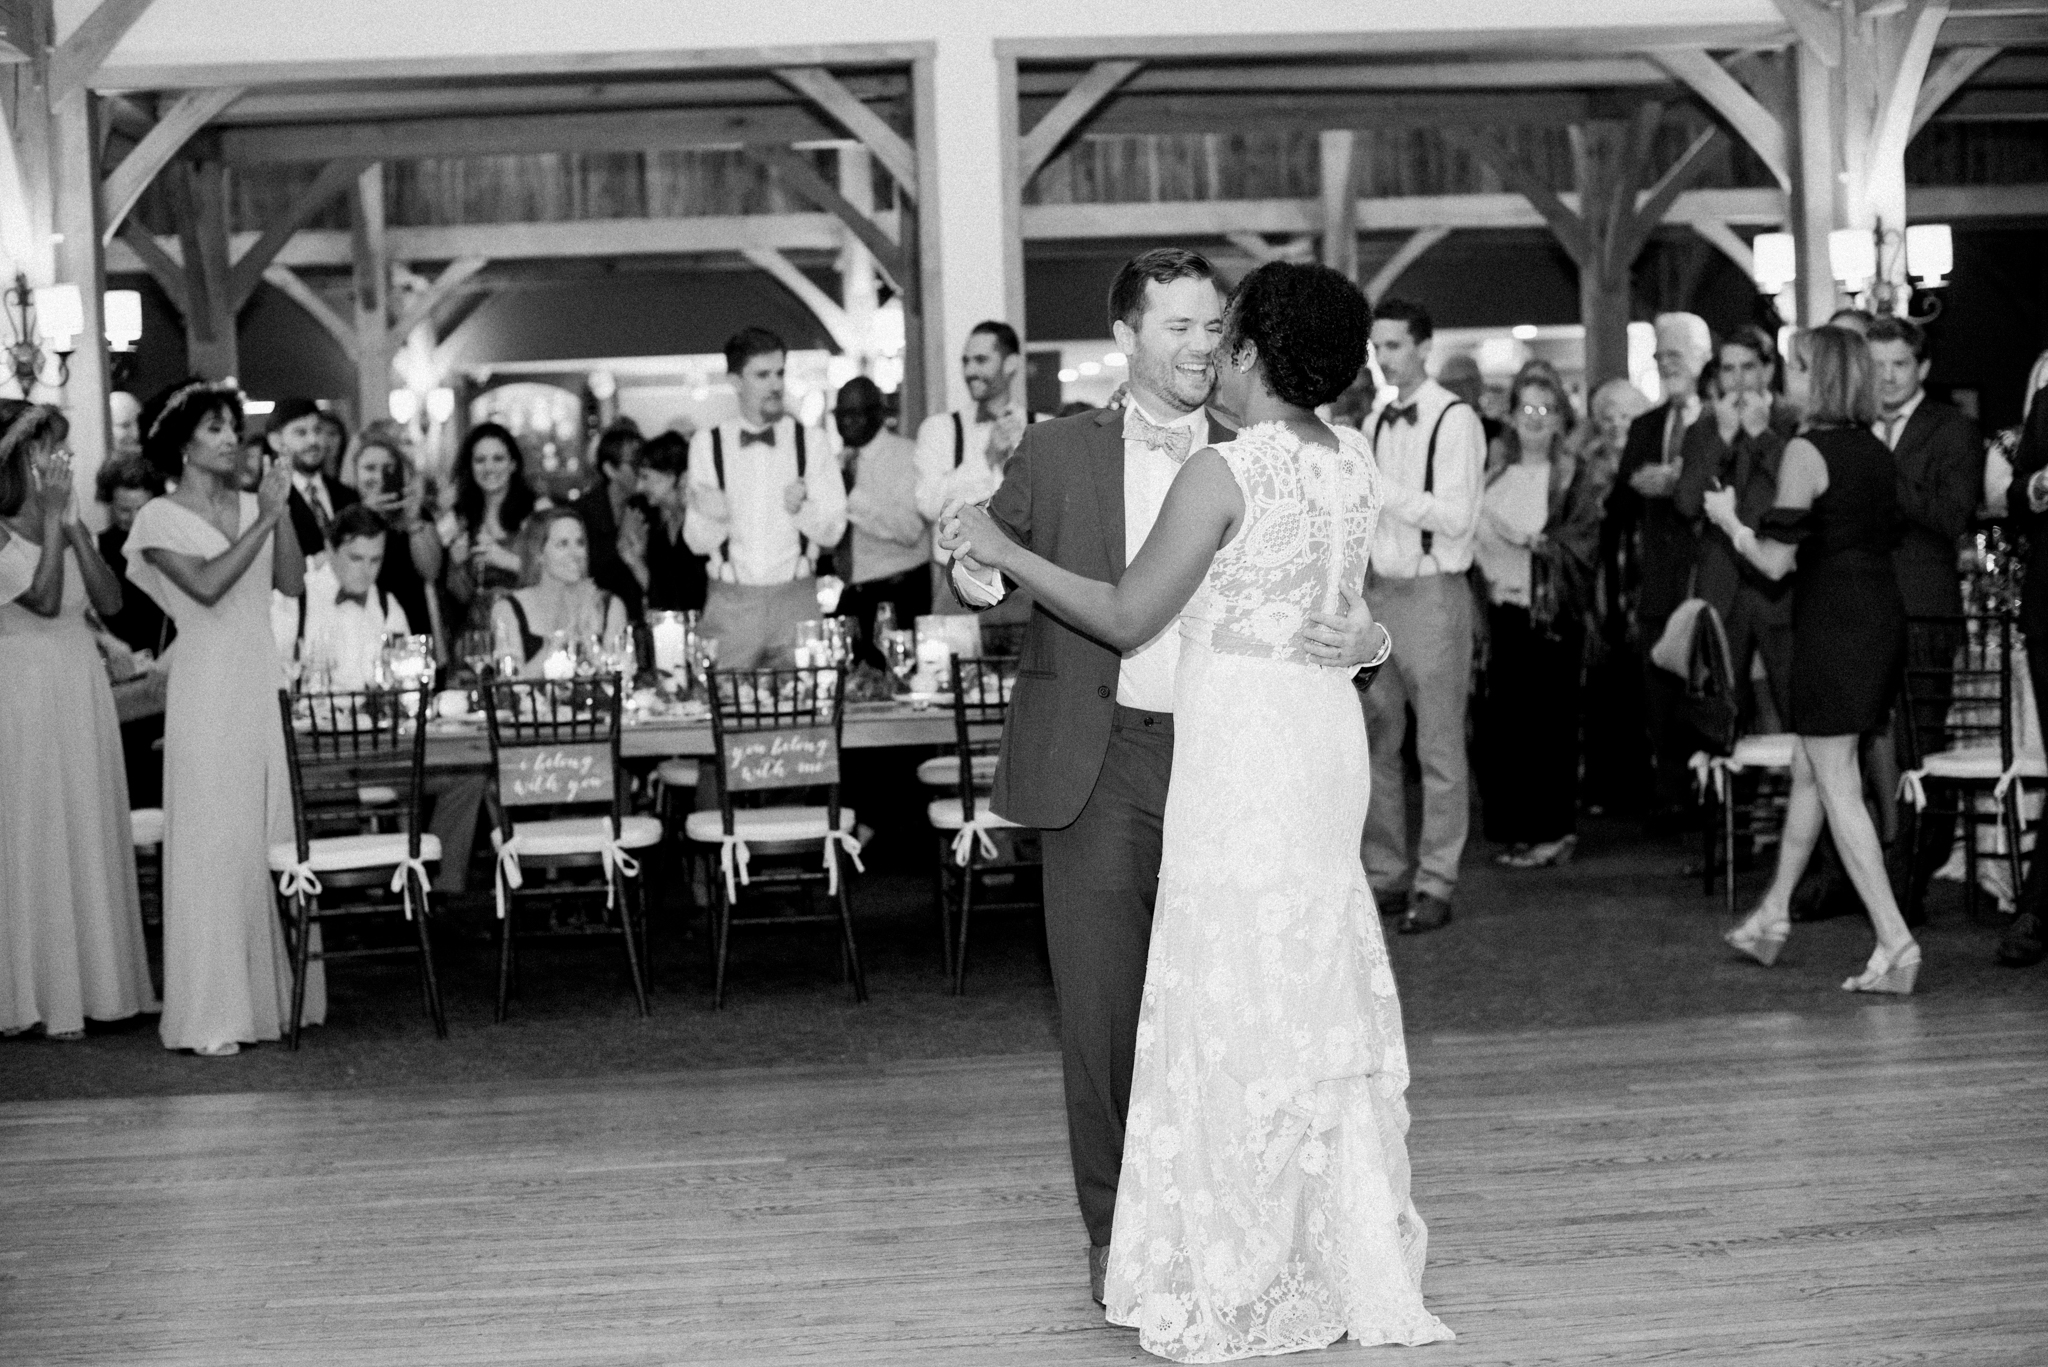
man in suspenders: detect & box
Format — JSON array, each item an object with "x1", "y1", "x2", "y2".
[
  {"x1": 684, "y1": 327, "x2": 848, "y2": 669},
  {"x1": 1362, "y1": 298, "x2": 1487, "y2": 936},
  {"x1": 914, "y1": 320, "x2": 1046, "y2": 612}
]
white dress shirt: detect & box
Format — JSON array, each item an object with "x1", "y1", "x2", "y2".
[
  {"x1": 1367, "y1": 378, "x2": 1486, "y2": 578},
  {"x1": 683, "y1": 416, "x2": 848, "y2": 585},
  {"x1": 914, "y1": 408, "x2": 1046, "y2": 561},
  {"x1": 954, "y1": 398, "x2": 1206, "y2": 714},
  {"x1": 277, "y1": 563, "x2": 411, "y2": 691},
  {"x1": 842, "y1": 430, "x2": 929, "y2": 586}
]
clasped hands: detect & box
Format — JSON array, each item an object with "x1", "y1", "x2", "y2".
[
  {"x1": 1715, "y1": 389, "x2": 1773, "y2": 443},
  {"x1": 936, "y1": 499, "x2": 1385, "y2": 668},
  {"x1": 1700, "y1": 483, "x2": 1742, "y2": 536}
]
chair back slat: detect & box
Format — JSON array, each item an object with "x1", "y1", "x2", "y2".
[
  {"x1": 948, "y1": 656, "x2": 1016, "y2": 819},
  {"x1": 1901, "y1": 613, "x2": 2016, "y2": 768},
  {"x1": 706, "y1": 667, "x2": 846, "y2": 828},
  {"x1": 481, "y1": 674, "x2": 627, "y2": 823},
  {"x1": 275, "y1": 685, "x2": 432, "y2": 861}
]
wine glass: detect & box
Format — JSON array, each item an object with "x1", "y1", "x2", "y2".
[
  {"x1": 691, "y1": 634, "x2": 720, "y2": 697},
  {"x1": 882, "y1": 629, "x2": 917, "y2": 697}
]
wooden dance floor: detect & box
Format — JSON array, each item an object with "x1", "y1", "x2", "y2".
[{"x1": 5, "y1": 1002, "x2": 2046, "y2": 1365}]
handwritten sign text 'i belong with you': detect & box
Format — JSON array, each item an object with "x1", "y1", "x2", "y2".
[
  {"x1": 725, "y1": 726, "x2": 839, "y2": 792},
  {"x1": 502, "y1": 743, "x2": 614, "y2": 806}
]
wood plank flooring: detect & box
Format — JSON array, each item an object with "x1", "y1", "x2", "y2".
[{"x1": 4, "y1": 999, "x2": 2045, "y2": 1365}]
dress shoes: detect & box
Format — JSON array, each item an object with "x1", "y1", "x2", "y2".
[
  {"x1": 1398, "y1": 891, "x2": 1453, "y2": 935},
  {"x1": 1088, "y1": 1243, "x2": 1109, "y2": 1307},
  {"x1": 1997, "y1": 911, "x2": 2047, "y2": 968}
]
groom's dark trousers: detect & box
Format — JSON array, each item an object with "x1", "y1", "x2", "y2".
[{"x1": 967, "y1": 406, "x2": 1231, "y2": 1248}]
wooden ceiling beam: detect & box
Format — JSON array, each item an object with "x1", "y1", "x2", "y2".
[
  {"x1": 1020, "y1": 60, "x2": 1143, "y2": 181},
  {"x1": 48, "y1": 0, "x2": 154, "y2": 104},
  {"x1": 388, "y1": 255, "x2": 487, "y2": 346},
  {"x1": 1653, "y1": 49, "x2": 1790, "y2": 192},
  {"x1": 1913, "y1": 46, "x2": 2004, "y2": 136},
  {"x1": 97, "y1": 86, "x2": 244, "y2": 245},
  {"x1": 214, "y1": 74, "x2": 907, "y2": 126},
  {"x1": 218, "y1": 103, "x2": 839, "y2": 164},
  {"x1": 772, "y1": 66, "x2": 916, "y2": 198},
  {"x1": 225, "y1": 156, "x2": 371, "y2": 308},
  {"x1": 745, "y1": 146, "x2": 905, "y2": 288},
  {"x1": 1019, "y1": 58, "x2": 1674, "y2": 94}
]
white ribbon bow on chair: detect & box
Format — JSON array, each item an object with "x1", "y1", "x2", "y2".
[
  {"x1": 600, "y1": 823, "x2": 642, "y2": 909},
  {"x1": 276, "y1": 861, "x2": 323, "y2": 901},
  {"x1": 714, "y1": 835, "x2": 753, "y2": 902},
  {"x1": 389, "y1": 856, "x2": 433, "y2": 922},
  {"x1": 491, "y1": 831, "x2": 524, "y2": 920},
  {"x1": 823, "y1": 829, "x2": 866, "y2": 894},
  {"x1": 949, "y1": 814, "x2": 1006, "y2": 867},
  {"x1": 1993, "y1": 757, "x2": 2029, "y2": 802},
  {"x1": 1898, "y1": 768, "x2": 1930, "y2": 811}
]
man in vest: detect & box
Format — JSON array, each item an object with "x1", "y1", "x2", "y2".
[
  {"x1": 685, "y1": 327, "x2": 848, "y2": 669},
  {"x1": 1362, "y1": 298, "x2": 1488, "y2": 936},
  {"x1": 914, "y1": 320, "x2": 1046, "y2": 608}
]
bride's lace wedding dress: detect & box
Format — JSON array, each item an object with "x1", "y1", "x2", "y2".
[{"x1": 1104, "y1": 422, "x2": 1453, "y2": 1361}]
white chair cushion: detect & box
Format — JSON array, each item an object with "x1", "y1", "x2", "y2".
[
  {"x1": 917, "y1": 754, "x2": 1000, "y2": 788},
  {"x1": 684, "y1": 806, "x2": 856, "y2": 844},
  {"x1": 131, "y1": 807, "x2": 164, "y2": 848},
  {"x1": 655, "y1": 758, "x2": 701, "y2": 788},
  {"x1": 509, "y1": 814, "x2": 663, "y2": 856},
  {"x1": 926, "y1": 798, "x2": 1022, "y2": 832},
  {"x1": 268, "y1": 833, "x2": 443, "y2": 873},
  {"x1": 1922, "y1": 747, "x2": 2048, "y2": 782},
  {"x1": 1731, "y1": 733, "x2": 1796, "y2": 769}
]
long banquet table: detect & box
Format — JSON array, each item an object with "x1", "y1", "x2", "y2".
[{"x1": 419, "y1": 699, "x2": 996, "y2": 768}]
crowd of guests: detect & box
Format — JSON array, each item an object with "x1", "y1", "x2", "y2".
[{"x1": 6, "y1": 275, "x2": 2046, "y2": 1049}]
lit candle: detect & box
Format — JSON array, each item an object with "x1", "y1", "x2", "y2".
[
  {"x1": 650, "y1": 613, "x2": 687, "y2": 673},
  {"x1": 542, "y1": 646, "x2": 575, "y2": 681}
]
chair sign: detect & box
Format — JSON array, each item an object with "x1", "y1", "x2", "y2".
[
  {"x1": 500, "y1": 742, "x2": 615, "y2": 807},
  {"x1": 724, "y1": 725, "x2": 839, "y2": 792}
]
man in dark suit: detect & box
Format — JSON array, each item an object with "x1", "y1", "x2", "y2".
[
  {"x1": 946, "y1": 249, "x2": 1378, "y2": 1304},
  {"x1": 1870, "y1": 317, "x2": 1985, "y2": 911},
  {"x1": 269, "y1": 397, "x2": 357, "y2": 566},
  {"x1": 1996, "y1": 386, "x2": 2048, "y2": 966},
  {"x1": 1606, "y1": 312, "x2": 1713, "y2": 826}
]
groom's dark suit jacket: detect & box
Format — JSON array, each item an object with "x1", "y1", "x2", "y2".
[{"x1": 977, "y1": 405, "x2": 1233, "y2": 831}]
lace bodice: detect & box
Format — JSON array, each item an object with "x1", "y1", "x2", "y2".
[{"x1": 1180, "y1": 423, "x2": 1380, "y2": 666}]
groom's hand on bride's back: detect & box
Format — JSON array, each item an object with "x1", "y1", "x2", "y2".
[{"x1": 1301, "y1": 582, "x2": 1381, "y2": 667}]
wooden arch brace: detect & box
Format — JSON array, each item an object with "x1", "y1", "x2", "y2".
[
  {"x1": 48, "y1": 0, "x2": 156, "y2": 104},
  {"x1": 772, "y1": 66, "x2": 917, "y2": 200},
  {"x1": 1652, "y1": 49, "x2": 1789, "y2": 193},
  {"x1": 98, "y1": 87, "x2": 245, "y2": 245},
  {"x1": 1913, "y1": 46, "x2": 2002, "y2": 138},
  {"x1": 1020, "y1": 60, "x2": 1142, "y2": 182},
  {"x1": 742, "y1": 246, "x2": 859, "y2": 353},
  {"x1": 745, "y1": 146, "x2": 906, "y2": 292},
  {"x1": 1365, "y1": 227, "x2": 1451, "y2": 305}
]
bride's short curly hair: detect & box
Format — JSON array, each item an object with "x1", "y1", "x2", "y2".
[{"x1": 1224, "y1": 262, "x2": 1372, "y2": 410}]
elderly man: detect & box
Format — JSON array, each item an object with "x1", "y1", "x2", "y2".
[
  {"x1": 108, "y1": 391, "x2": 144, "y2": 462},
  {"x1": 1607, "y1": 311, "x2": 1713, "y2": 829}
]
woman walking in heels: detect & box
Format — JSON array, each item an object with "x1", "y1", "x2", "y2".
[{"x1": 1702, "y1": 326, "x2": 1919, "y2": 994}]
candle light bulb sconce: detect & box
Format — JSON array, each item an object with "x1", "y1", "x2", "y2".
[{"x1": 4, "y1": 273, "x2": 76, "y2": 396}]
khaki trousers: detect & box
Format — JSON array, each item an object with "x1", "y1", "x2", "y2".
[
  {"x1": 700, "y1": 578, "x2": 821, "y2": 671},
  {"x1": 1362, "y1": 570, "x2": 1475, "y2": 902}
]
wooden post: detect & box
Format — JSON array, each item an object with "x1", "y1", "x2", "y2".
[
  {"x1": 904, "y1": 51, "x2": 944, "y2": 427},
  {"x1": 49, "y1": 86, "x2": 111, "y2": 507},
  {"x1": 351, "y1": 163, "x2": 390, "y2": 426},
  {"x1": 174, "y1": 158, "x2": 237, "y2": 380},
  {"x1": 995, "y1": 52, "x2": 1026, "y2": 343},
  {"x1": 1319, "y1": 130, "x2": 1358, "y2": 283},
  {"x1": 836, "y1": 145, "x2": 878, "y2": 374},
  {"x1": 1790, "y1": 42, "x2": 1842, "y2": 327}
]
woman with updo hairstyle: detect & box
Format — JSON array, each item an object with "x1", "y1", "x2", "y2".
[
  {"x1": 343, "y1": 427, "x2": 440, "y2": 637},
  {"x1": 124, "y1": 378, "x2": 323, "y2": 1055},
  {"x1": 0, "y1": 400, "x2": 159, "y2": 1041},
  {"x1": 942, "y1": 261, "x2": 1452, "y2": 1356},
  {"x1": 441, "y1": 420, "x2": 538, "y2": 636},
  {"x1": 491, "y1": 505, "x2": 628, "y2": 672}
]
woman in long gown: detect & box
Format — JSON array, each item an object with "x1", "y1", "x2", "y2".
[
  {"x1": 0, "y1": 402, "x2": 158, "y2": 1039},
  {"x1": 946, "y1": 262, "x2": 1452, "y2": 1360},
  {"x1": 124, "y1": 381, "x2": 324, "y2": 1056}
]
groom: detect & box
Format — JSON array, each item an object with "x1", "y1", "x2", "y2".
[{"x1": 946, "y1": 248, "x2": 1383, "y2": 1304}]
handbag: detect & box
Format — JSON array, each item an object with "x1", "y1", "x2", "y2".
[{"x1": 1650, "y1": 596, "x2": 1710, "y2": 677}]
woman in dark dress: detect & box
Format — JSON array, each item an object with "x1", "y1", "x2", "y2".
[
  {"x1": 618, "y1": 431, "x2": 708, "y2": 614},
  {"x1": 441, "y1": 422, "x2": 537, "y2": 638},
  {"x1": 1704, "y1": 325, "x2": 1919, "y2": 994}
]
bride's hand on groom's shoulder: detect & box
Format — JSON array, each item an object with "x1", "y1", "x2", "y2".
[{"x1": 1301, "y1": 582, "x2": 1380, "y2": 667}]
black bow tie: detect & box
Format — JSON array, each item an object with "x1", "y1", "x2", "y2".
[
  {"x1": 336, "y1": 589, "x2": 371, "y2": 608},
  {"x1": 1383, "y1": 403, "x2": 1419, "y2": 426},
  {"x1": 738, "y1": 426, "x2": 777, "y2": 447}
]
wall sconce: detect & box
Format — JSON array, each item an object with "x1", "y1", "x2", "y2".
[
  {"x1": 1905, "y1": 223, "x2": 1953, "y2": 288},
  {"x1": 6, "y1": 275, "x2": 81, "y2": 393},
  {"x1": 1829, "y1": 221, "x2": 1951, "y2": 322},
  {"x1": 1828, "y1": 229, "x2": 1876, "y2": 294},
  {"x1": 388, "y1": 388, "x2": 421, "y2": 425},
  {"x1": 103, "y1": 290, "x2": 143, "y2": 351},
  {"x1": 425, "y1": 386, "x2": 456, "y2": 425},
  {"x1": 1750, "y1": 232, "x2": 1797, "y2": 294}
]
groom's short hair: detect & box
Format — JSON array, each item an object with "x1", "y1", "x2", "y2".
[{"x1": 1109, "y1": 248, "x2": 1216, "y2": 331}]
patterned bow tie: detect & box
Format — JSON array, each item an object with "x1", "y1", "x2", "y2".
[
  {"x1": 336, "y1": 589, "x2": 370, "y2": 608},
  {"x1": 738, "y1": 426, "x2": 777, "y2": 447},
  {"x1": 1123, "y1": 407, "x2": 1195, "y2": 463},
  {"x1": 1382, "y1": 403, "x2": 1419, "y2": 427}
]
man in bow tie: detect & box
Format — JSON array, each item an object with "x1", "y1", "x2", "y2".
[
  {"x1": 942, "y1": 248, "x2": 1382, "y2": 1307},
  {"x1": 1362, "y1": 298, "x2": 1487, "y2": 936},
  {"x1": 282, "y1": 505, "x2": 409, "y2": 691},
  {"x1": 685, "y1": 327, "x2": 847, "y2": 668}
]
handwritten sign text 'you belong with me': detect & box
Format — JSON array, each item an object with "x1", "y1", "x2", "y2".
[{"x1": 725, "y1": 726, "x2": 839, "y2": 792}]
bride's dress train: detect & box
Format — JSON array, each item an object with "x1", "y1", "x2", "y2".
[{"x1": 1104, "y1": 423, "x2": 1452, "y2": 1361}]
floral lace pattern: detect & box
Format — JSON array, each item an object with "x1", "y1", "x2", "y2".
[
  {"x1": 1105, "y1": 423, "x2": 1452, "y2": 1361},
  {"x1": 1180, "y1": 423, "x2": 1381, "y2": 665}
]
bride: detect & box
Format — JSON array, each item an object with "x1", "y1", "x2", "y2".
[{"x1": 943, "y1": 261, "x2": 1452, "y2": 1360}]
